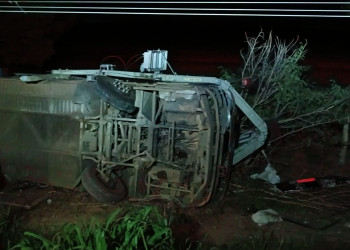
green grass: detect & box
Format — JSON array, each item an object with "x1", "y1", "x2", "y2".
[
  {"x1": 0, "y1": 203, "x2": 209, "y2": 250},
  {"x1": 0, "y1": 205, "x2": 24, "y2": 249},
  {"x1": 8, "y1": 205, "x2": 174, "y2": 250},
  {"x1": 1, "y1": 204, "x2": 302, "y2": 250}
]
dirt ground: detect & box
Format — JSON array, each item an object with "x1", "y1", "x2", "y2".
[{"x1": 2, "y1": 132, "x2": 350, "y2": 249}]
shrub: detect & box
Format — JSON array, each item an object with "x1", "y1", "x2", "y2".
[{"x1": 221, "y1": 30, "x2": 350, "y2": 139}]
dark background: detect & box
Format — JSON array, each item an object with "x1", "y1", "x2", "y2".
[{"x1": 0, "y1": 13, "x2": 349, "y2": 83}]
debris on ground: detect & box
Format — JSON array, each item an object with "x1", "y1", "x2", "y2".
[
  {"x1": 250, "y1": 163, "x2": 280, "y2": 184},
  {"x1": 0, "y1": 183, "x2": 54, "y2": 209},
  {"x1": 276, "y1": 176, "x2": 350, "y2": 192},
  {"x1": 251, "y1": 208, "x2": 283, "y2": 226}
]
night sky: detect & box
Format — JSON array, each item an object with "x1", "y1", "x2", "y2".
[{"x1": 0, "y1": 12, "x2": 349, "y2": 83}]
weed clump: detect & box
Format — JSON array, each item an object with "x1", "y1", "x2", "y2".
[{"x1": 8, "y1": 206, "x2": 174, "y2": 250}]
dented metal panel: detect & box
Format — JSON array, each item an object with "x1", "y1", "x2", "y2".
[{"x1": 0, "y1": 78, "x2": 92, "y2": 188}]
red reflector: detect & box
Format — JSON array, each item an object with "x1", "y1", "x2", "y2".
[{"x1": 297, "y1": 178, "x2": 316, "y2": 183}]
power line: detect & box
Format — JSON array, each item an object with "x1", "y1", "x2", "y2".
[
  {"x1": 2, "y1": 6, "x2": 350, "y2": 12},
  {"x1": 2, "y1": 5, "x2": 350, "y2": 13},
  {"x1": 2, "y1": 1, "x2": 350, "y2": 17},
  {"x1": 2, "y1": 10, "x2": 349, "y2": 18},
  {"x1": 7, "y1": 1, "x2": 350, "y2": 4}
]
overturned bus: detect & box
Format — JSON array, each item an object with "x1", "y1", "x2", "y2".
[{"x1": 0, "y1": 50, "x2": 267, "y2": 207}]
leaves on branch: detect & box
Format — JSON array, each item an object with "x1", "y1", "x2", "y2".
[{"x1": 221, "y1": 30, "x2": 350, "y2": 138}]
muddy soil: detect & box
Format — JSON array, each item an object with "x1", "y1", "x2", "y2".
[{"x1": 2, "y1": 133, "x2": 350, "y2": 249}]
